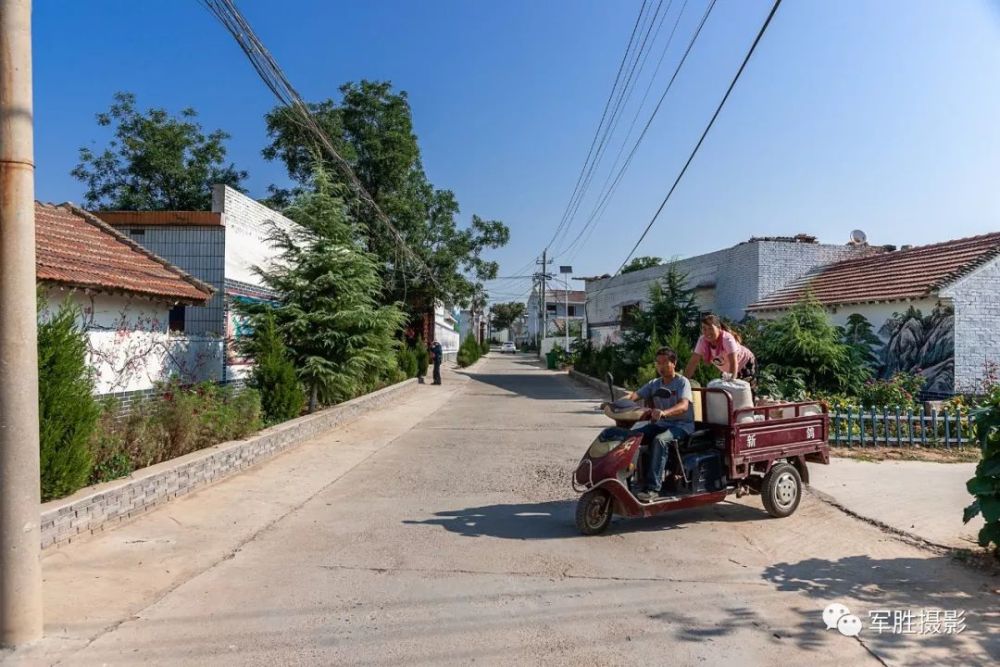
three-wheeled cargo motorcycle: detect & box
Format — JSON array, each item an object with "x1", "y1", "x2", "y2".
[{"x1": 572, "y1": 374, "x2": 830, "y2": 535}]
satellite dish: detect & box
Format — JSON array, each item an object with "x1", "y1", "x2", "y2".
[{"x1": 850, "y1": 229, "x2": 868, "y2": 245}]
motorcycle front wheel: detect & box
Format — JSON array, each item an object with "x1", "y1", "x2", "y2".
[{"x1": 575, "y1": 488, "x2": 613, "y2": 535}]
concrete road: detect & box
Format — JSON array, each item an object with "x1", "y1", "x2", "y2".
[{"x1": 6, "y1": 354, "x2": 998, "y2": 666}]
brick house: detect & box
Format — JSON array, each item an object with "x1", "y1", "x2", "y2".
[
  {"x1": 747, "y1": 233, "x2": 1000, "y2": 396},
  {"x1": 584, "y1": 235, "x2": 876, "y2": 345},
  {"x1": 98, "y1": 185, "x2": 297, "y2": 383},
  {"x1": 36, "y1": 202, "x2": 214, "y2": 398}
]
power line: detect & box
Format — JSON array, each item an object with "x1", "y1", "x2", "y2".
[
  {"x1": 549, "y1": 0, "x2": 669, "y2": 255},
  {"x1": 542, "y1": 0, "x2": 651, "y2": 253},
  {"x1": 556, "y1": 0, "x2": 718, "y2": 262},
  {"x1": 199, "y1": 0, "x2": 446, "y2": 293},
  {"x1": 613, "y1": 0, "x2": 783, "y2": 276}
]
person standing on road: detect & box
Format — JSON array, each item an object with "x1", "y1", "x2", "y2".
[
  {"x1": 431, "y1": 341, "x2": 443, "y2": 385},
  {"x1": 625, "y1": 347, "x2": 695, "y2": 502}
]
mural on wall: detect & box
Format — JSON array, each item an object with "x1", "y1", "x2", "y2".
[{"x1": 878, "y1": 304, "x2": 955, "y2": 395}]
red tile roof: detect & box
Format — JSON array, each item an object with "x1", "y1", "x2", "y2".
[
  {"x1": 96, "y1": 210, "x2": 223, "y2": 227},
  {"x1": 36, "y1": 203, "x2": 214, "y2": 304},
  {"x1": 748, "y1": 233, "x2": 1000, "y2": 312}
]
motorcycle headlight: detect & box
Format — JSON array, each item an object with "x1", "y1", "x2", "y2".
[{"x1": 587, "y1": 427, "x2": 632, "y2": 459}]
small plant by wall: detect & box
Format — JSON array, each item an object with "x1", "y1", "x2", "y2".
[{"x1": 38, "y1": 301, "x2": 101, "y2": 501}]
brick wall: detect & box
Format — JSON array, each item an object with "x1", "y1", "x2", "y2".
[
  {"x1": 585, "y1": 240, "x2": 873, "y2": 344},
  {"x1": 940, "y1": 256, "x2": 1000, "y2": 392},
  {"x1": 756, "y1": 241, "x2": 869, "y2": 305},
  {"x1": 40, "y1": 378, "x2": 419, "y2": 549},
  {"x1": 117, "y1": 225, "x2": 226, "y2": 336}
]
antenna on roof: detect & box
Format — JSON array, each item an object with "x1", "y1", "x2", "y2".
[{"x1": 849, "y1": 229, "x2": 868, "y2": 246}]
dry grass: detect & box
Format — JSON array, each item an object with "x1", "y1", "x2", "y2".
[{"x1": 830, "y1": 446, "x2": 981, "y2": 463}]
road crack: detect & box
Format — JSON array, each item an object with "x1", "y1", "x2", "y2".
[{"x1": 318, "y1": 563, "x2": 771, "y2": 586}]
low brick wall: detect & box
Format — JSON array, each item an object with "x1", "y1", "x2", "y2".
[
  {"x1": 568, "y1": 369, "x2": 627, "y2": 400},
  {"x1": 40, "y1": 378, "x2": 419, "y2": 549}
]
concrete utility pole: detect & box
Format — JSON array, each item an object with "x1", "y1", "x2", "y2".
[
  {"x1": 536, "y1": 252, "x2": 552, "y2": 354},
  {"x1": 0, "y1": 0, "x2": 43, "y2": 647}
]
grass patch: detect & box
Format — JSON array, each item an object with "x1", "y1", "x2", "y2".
[{"x1": 830, "y1": 446, "x2": 980, "y2": 463}]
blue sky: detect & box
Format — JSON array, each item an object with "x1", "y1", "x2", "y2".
[{"x1": 33, "y1": 1, "x2": 1000, "y2": 303}]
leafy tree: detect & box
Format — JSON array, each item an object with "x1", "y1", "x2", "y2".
[
  {"x1": 240, "y1": 168, "x2": 406, "y2": 411},
  {"x1": 72, "y1": 92, "x2": 247, "y2": 210},
  {"x1": 490, "y1": 301, "x2": 526, "y2": 332},
  {"x1": 840, "y1": 313, "x2": 883, "y2": 372},
  {"x1": 242, "y1": 311, "x2": 305, "y2": 424},
  {"x1": 263, "y1": 81, "x2": 509, "y2": 313},
  {"x1": 621, "y1": 256, "x2": 662, "y2": 274},
  {"x1": 754, "y1": 295, "x2": 870, "y2": 395},
  {"x1": 38, "y1": 300, "x2": 100, "y2": 501}
]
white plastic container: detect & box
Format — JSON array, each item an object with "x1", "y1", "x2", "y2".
[{"x1": 706, "y1": 378, "x2": 754, "y2": 425}]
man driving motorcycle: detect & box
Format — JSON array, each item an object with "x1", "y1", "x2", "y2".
[{"x1": 625, "y1": 347, "x2": 695, "y2": 502}]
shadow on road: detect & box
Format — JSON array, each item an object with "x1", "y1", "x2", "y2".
[
  {"x1": 760, "y1": 554, "x2": 1000, "y2": 663},
  {"x1": 458, "y1": 372, "x2": 589, "y2": 401},
  {"x1": 404, "y1": 499, "x2": 770, "y2": 540}
]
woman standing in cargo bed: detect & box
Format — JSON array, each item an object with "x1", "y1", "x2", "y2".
[{"x1": 685, "y1": 314, "x2": 756, "y2": 383}]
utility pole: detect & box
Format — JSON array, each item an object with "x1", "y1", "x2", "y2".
[
  {"x1": 536, "y1": 252, "x2": 552, "y2": 354},
  {"x1": 0, "y1": 0, "x2": 43, "y2": 647}
]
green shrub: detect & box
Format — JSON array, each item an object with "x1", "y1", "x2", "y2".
[
  {"x1": 855, "y1": 372, "x2": 925, "y2": 408},
  {"x1": 479, "y1": 338, "x2": 490, "y2": 356},
  {"x1": 398, "y1": 346, "x2": 419, "y2": 378},
  {"x1": 458, "y1": 334, "x2": 482, "y2": 368},
  {"x1": 89, "y1": 381, "x2": 263, "y2": 486},
  {"x1": 963, "y1": 385, "x2": 1000, "y2": 556},
  {"x1": 414, "y1": 337, "x2": 430, "y2": 377},
  {"x1": 246, "y1": 312, "x2": 305, "y2": 424},
  {"x1": 38, "y1": 301, "x2": 100, "y2": 501}
]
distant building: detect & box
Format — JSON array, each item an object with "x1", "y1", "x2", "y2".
[
  {"x1": 99, "y1": 185, "x2": 297, "y2": 383},
  {"x1": 584, "y1": 235, "x2": 874, "y2": 345},
  {"x1": 35, "y1": 202, "x2": 214, "y2": 399},
  {"x1": 526, "y1": 288, "x2": 587, "y2": 343},
  {"x1": 748, "y1": 233, "x2": 1000, "y2": 396}
]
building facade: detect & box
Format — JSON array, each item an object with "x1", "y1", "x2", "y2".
[
  {"x1": 748, "y1": 233, "x2": 1000, "y2": 396},
  {"x1": 36, "y1": 203, "x2": 214, "y2": 398},
  {"x1": 526, "y1": 288, "x2": 587, "y2": 342},
  {"x1": 99, "y1": 185, "x2": 297, "y2": 382},
  {"x1": 584, "y1": 236, "x2": 876, "y2": 346}
]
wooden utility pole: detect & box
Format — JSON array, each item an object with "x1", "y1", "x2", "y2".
[{"x1": 0, "y1": 0, "x2": 43, "y2": 647}]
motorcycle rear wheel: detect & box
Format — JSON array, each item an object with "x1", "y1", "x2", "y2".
[{"x1": 576, "y1": 488, "x2": 613, "y2": 535}]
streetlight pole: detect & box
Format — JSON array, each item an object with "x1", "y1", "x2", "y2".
[
  {"x1": 559, "y1": 266, "x2": 573, "y2": 352},
  {"x1": 0, "y1": 0, "x2": 43, "y2": 646}
]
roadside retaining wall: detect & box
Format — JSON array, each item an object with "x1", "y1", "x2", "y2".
[
  {"x1": 568, "y1": 369, "x2": 627, "y2": 400},
  {"x1": 40, "y1": 378, "x2": 419, "y2": 549}
]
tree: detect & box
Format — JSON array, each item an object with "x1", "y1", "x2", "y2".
[
  {"x1": 240, "y1": 168, "x2": 406, "y2": 411},
  {"x1": 72, "y1": 92, "x2": 247, "y2": 210},
  {"x1": 490, "y1": 301, "x2": 526, "y2": 332},
  {"x1": 242, "y1": 311, "x2": 305, "y2": 424},
  {"x1": 263, "y1": 81, "x2": 509, "y2": 313},
  {"x1": 755, "y1": 295, "x2": 871, "y2": 395},
  {"x1": 621, "y1": 256, "x2": 662, "y2": 274},
  {"x1": 38, "y1": 300, "x2": 101, "y2": 501}
]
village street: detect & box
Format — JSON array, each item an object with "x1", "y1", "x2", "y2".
[{"x1": 7, "y1": 354, "x2": 999, "y2": 666}]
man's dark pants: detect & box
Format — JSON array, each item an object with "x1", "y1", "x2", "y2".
[
  {"x1": 433, "y1": 360, "x2": 442, "y2": 385},
  {"x1": 636, "y1": 422, "x2": 690, "y2": 493}
]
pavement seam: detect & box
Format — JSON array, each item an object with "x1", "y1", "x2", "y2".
[
  {"x1": 805, "y1": 485, "x2": 955, "y2": 555},
  {"x1": 48, "y1": 377, "x2": 468, "y2": 666},
  {"x1": 317, "y1": 563, "x2": 772, "y2": 586}
]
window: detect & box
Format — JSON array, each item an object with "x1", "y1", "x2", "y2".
[
  {"x1": 168, "y1": 305, "x2": 185, "y2": 332},
  {"x1": 567, "y1": 305, "x2": 577, "y2": 317},
  {"x1": 620, "y1": 303, "x2": 640, "y2": 330},
  {"x1": 129, "y1": 228, "x2": 146, "y2": 239},
  {"x1": 546, "y1": 303, "x2": 556, "y2": 313}
]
